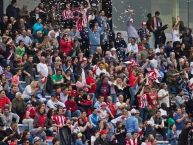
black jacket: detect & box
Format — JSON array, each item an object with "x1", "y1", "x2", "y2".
[
  {"x1": 178, "y1": 127, "x2": 193, "y2": 145},
  {"x1": 6, "y1": 4, "x2": 19, "y2": 19},
  {"x1": 94, "y1": 137, "x2": 110, "y2": 145}
]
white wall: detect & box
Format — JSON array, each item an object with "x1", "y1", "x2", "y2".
[{"x1": 3, "y1": 0, "x2": 41, "y2": 14}]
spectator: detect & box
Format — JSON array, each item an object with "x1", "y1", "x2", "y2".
[
  {"x1": 167, "y1": 124, "x2": 177, "y2": 145},
  {"x1": 32, "y1": 104, "x2": 46, "y2": 142},
  {"x1": 19, "y1": 130, "x2": 33, "y2": 144},
  {"x1": 125, "y1": 132, "x2": 139, "y2": 145},
  {"x1": 32, "y1": 18, "x2": 43, "y2": 35},
  {"x1": 59, "y1": 31, "x2": 74, "y2": 56},
  {"x1": 94, "y1": 130, "x2": 109, "y2": 145},
  {"x1": 22, "y1": 81, "x2": 39, "y2": 101},
  {"x1": 30, "y1": 7, "x2": 45, "y2": 25},
  {"x1": 2, "y1": 104, "x2": 20, "y2": 128},
  {"x1": 16, "y1": 40, "x2": 25, "y2": 58},
  {"x1": 174, "y1": 108, "x2": 187, "y2": 137},
  {"x1": 65, "y1": 96, "x2": 81, "y2": 118},
  {"x1": 0, "y1": 90, "x2": 11, "y2": 110},
  {"x1": 4, "y1": 121, "x2": 20, "y2": 143},
  {"x1": 95, "y1": 75, "x2": 110, "y2": 100},
  {"x1": 89, "y1": 108, "x2": 99, "y2": 129},
  {"x1": 178, "y1": 121, "x2": 192, "y2": 145},
  {"x1": 23, "y1": 55, "x2": 35, "y2": 85},
  {"x1": 138, "y1": 21, "x2": 150, "y2": 40},
  {"x1": 22, "y1": 101, "x2": 36, "y2": 130},
  {"x1": 33, "y1": 136, "x2": 42, "y2": 145},
  {"x1": 6, "y1": 85, "x2": 19, "y2": 101},
  {"x1": 51, "y1": 69, "x2": 64, "y2": 85},
  {"x1": 158, "y1": 83, "x2": 170, "y2": 108},
  {"x1": 6, "y1": 0, "x2": 19, "y2": 19},
  {"x1": 150, "y1": 110, "x2": 167, "y2": 140},
  {"x1": 46, "y1": 94, "x2": 65, "y2": 111},
  {"x1": 125, "y1": 109, "x2": 139, "y2": 136},
  {"x1": 11, "y1": 69, "x2": 22, "y2": 87},
  {"x1": 87, "y1": 16, "x2": 103, "y2": 54},
  {"x1": 12, "y1": 92, "x2": 26, "y2": 118},
  {"x1": 16, "y1": 29, "x2": 32, "y2": 47}
]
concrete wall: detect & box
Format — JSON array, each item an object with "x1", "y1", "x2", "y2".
[
  {"x1": 3, "y1": 0, "x2": 41, "y2": 14},
  {"x1": 112, "y1": 0, "x2": 193, "y2": 32}
]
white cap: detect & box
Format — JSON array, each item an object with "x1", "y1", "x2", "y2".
[
  {"x1": 111, "y1": 48, "x2": 116, "y2": 51},
  {"x1": 130, "y1": 108, "x2": 136, "y2": 114}
]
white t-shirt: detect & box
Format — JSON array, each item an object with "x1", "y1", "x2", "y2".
[
  {"x1": 37, "y1": 63, "x2": 48, "y2": 77},
  {"x1": 126, "y1": 43, "x2": 138, "y2": 54},
  {"x1": 172, "y1": 30, "x2": 180, "y2": 42},
  {"x1": 23, "y1": 85, "x2": 32, "y2": 99},
  {"x1": 96, "y1": 68, "x2": 107, "y2": 76},
  {"x1": 60, "y1": 93, "x2": 68, "y2": 104},
  {"x1": 46, "y1": 99, "x2": 65, "y2": 111},
  {"x1": 158, "y1": 89, "x2": 170, "y2": 107}
]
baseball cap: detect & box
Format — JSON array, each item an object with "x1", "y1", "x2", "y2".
[
  {"x1": 100, "y1": 130, "x2": 108, "y2": 135},
  {"x1": 111, "y1": 48, "x2": 116, "y2": 51},
  {"x1": 33, "y1": 137, "x2": 41, "y2": 143},
  {"x1": 130, "y1": 108, "x2": 136, "y2": 114}
]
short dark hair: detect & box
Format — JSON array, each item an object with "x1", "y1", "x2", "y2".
[
  {"x1": 11, "y1": 0, "x2": 16, "y2": 5},
  {"x1": 52, "y1": 137, "x2": 60, "y2": 144},
  {"x1": 156, "y1": 110, "x2": 161, "y2": 114},
  {"x1": 155, "y1": 11, "x2": 160, "y2": 16},
  {"x1": 56, "y1": 69, "x2": 62, "y2": 72}
]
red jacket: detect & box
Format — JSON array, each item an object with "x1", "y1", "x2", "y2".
[
  {"x1": 128, "y1": 66, "x2": 137, "y2": 87},
  {"x1": 86, "y1": 76, "x2": 96, "y2": 93},
  {"x1": 23, "y1": 106, "x2": 36, "y2": 119},
  {"x1": 107, "y1": 103, "x2": 116, "y2": 116},
  {"x1": 34, "y1": 113, "x2": 47, "y2": 128},
  {"x1": 59, "y1": 38, "x2": 74, "y2": 56},
  {"x1": 65, "y1": 100, "x2": 77, "y2": 112}
]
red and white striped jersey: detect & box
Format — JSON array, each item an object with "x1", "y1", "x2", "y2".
[
  {"x1": 137, "y1": 94, "x2": 148, "y2": 109},
  {"x1": 63, "y1": 9, "x2": 74, "y2": 20},
  {"x1": 126, "y1": 138, "x2": 138, "y2": 145},
  {"x1": 53, "y1": 115, "x2": 67, "y2": 132}
]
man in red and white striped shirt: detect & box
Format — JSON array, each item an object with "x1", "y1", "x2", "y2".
[
  {"x1": 62, "y1": 3, "x2": 74, "y2": 20},
  {"x1": 53, "y1": 107, "x2": 67, "y2": 132},
  {"x1": 137, "y1": 86, "x2": 149, "y2": 121}
]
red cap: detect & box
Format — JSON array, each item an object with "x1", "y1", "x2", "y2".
[{"x1": 100, "y1": 130, "x2": 108, "y2": 135}]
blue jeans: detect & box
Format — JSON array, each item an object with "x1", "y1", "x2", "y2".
[
  {"x1": 129, "y1": 85, "x2": 139, "y2": 107},
  {"x1": 66, "y1": 110, "x2": 81, "y2": 118},
  {"x1": 139, "y1": 107, "x2": 149, "y2": 122},
  {"x1": 111, "y1": 94, "x2": 117, "y2": 103},
  {"x1": 89, "y1": 93, "x2": 96, "y2": 107}
]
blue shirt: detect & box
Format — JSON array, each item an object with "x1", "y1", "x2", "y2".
[
  {"x1": 87, "y1": 24, "x2": 103, "y2": 53},
  {"x1": 89, "y1": 113, "x2": 99, "y2": 128},
  {"x1": 167, "y1": 130, "x2": 177, "y2": 145},
  {"x1": 125, "y1": 115, "x2": 139, "y2": 133},
  {"x1": 174, "y1": 114, "x2": 185, "y2": 130},
  {"x1": 32, "y1": 22, "x2": 43, "y2": 35}
]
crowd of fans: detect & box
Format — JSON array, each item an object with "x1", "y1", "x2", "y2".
[{"x1": 0, "y1": 0, "x2": 193, "y2": 145}]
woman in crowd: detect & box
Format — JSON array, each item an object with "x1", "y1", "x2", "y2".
[
  {"x1": 22, "y1": 81, "x2": 39, "y2": 101},
  {"x1": 1, "y1": 0, "x2": 193, "y2": 145}
]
